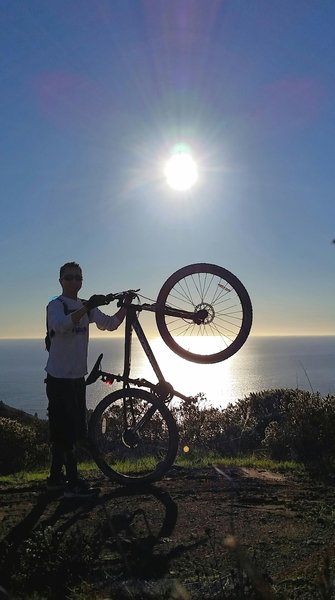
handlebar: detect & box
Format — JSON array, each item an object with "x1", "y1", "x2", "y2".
[{"x1": 105, "y1": 289, "x2": 140, "y2": 305}]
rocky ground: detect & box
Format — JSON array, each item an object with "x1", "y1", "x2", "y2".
[{"x1": 1, "y1": 465, "x2": 335, "y2": 599}]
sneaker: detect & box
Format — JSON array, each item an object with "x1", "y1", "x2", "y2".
[
  {"x1": 46, "y1": 474, "x2": 67, "y2": 491},
  {"x1": 63, "y1": 478, "x2": 98, "y2": 499}
]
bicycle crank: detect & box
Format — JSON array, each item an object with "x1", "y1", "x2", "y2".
[{"x1": 122, "y1": 427, "x2": 141, "y2": 449}]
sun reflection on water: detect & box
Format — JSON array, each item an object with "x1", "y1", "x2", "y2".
[
  {"x1": 165, "y1": 335, "x2": 233, "y2": 356},
  {"x1": 87, "y1": 336, "x2": 237, "y2": 411},
  {"x1": 138, "y1": 337, "x2": 233, "y2": 407}
]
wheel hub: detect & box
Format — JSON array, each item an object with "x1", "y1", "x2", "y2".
[{"x1": 194, "y1": 303, "x2": 215, "y2": 324}]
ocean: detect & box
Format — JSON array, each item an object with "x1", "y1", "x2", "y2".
[{"x1": 0, "y1": 336, "x2": 334, "y2": 419}]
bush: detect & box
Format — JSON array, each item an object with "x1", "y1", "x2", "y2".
[
  {"x1": 0, "y1": 418, "x2": 36, "y2": 474},
  {"x1": 262, "y1": 392, "x2": 335, "y2": 471},
  {"x1": 0, "y1": 417, "x2": 49, "y2": 474},
  {"x1": 175, "y1": 390, "x2": 295, "y2": 457},
  {"x1": 175, "y1": 389, "x2": 335, "y2": 474},
  {"x1": 173, "y1": 394, "x2": 226, "y2": 451}
]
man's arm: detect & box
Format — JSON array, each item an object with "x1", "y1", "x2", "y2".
[
  {"x1": 71, "y1": 294, "x2": 108, "y2": 324},
  {"x1": 71, "y1": 305, "x2": 89, "y2": 324},
  {"x1": 48, "y1": 299, "x2": 74, "y2": 332},
  {"x1": 90, "y1": 293, "x2": 133, "y2": 332}
]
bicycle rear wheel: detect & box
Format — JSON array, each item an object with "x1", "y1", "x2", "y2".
[
  {"x1": 88, "y1": 388, "x2": 179, "y2": 486},
  {"x1": 155, "y1": 263, "x2": 252, "y2": 364}
]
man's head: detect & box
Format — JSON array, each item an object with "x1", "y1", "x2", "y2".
[{"x1": 59, "y1": 261, "x2": 83, "y2": 298}]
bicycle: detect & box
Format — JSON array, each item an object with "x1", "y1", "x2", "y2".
[{"x1": 86, "y1": 263, "x2": 252, "y2": 486}]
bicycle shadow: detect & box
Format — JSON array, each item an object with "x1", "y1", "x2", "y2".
[{"x1": 0, "y1": 482, "x2": 203, "y2": 589}]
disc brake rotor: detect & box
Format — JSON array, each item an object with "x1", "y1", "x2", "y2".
[{"x1": 194, "y1": 302, "x2": 215, "y2": 324}]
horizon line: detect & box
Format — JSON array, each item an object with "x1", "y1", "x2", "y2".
[{"x1": 1, "y1": 333, "x2": 335, "y2": 341}]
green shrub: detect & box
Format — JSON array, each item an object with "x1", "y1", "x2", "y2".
[
  {"x1": 0, "y1": 418, "x2": 36, "y2": 474},
  {"x1": 176, "y1": 389, "x2": 335, "y2": 474},
  {"x1": 262, "y1": 392, "x2": 335, "y2": 471},
  {"x1": 173, "y1": 394, "x2": 226, "y2": 451},
  {"x1": 0, "y1": 417, "x2": 49, "y2": 474}
]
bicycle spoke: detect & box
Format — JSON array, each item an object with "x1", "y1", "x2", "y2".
[
  {"x1": 165, "y1": 320, "x2": 197, "y2": 336},
  {"x1": 176, "y1": 279, "x2": 195, "y2": 305}
]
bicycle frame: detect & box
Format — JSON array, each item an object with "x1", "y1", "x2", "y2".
[
  {"x1": 123, "y1": 304, "x2": 165, "y2": 387},
  {"x1": 87, "y1": 300, "x2": 190, "y2": 402}
]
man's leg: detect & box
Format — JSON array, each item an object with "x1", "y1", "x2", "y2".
[
  {"x1": 63, "y1": 441, "x2": 78, "y2": 484},
  {"x1": 73, "y1": 377, "x2": 88, "y2": 441},
  {"x1": 49, "y1": 442, "x2": 65, "y2": 480},
  {"x1": 63, "y1": 379, "x2": 99, "y2": 497},
  {"x1": 63, "y1": 378, "x2": 87, "y2": 484},
  {"x1": 46, "y1": 375, "x2": 77, "y2": 483}
]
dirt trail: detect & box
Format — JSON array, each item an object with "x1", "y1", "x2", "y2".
[{"x1": 1, "y1": 466, "x2": 335, "y2": 599}]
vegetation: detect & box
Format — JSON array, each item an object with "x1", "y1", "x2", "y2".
[
  {"x1": 175, "y1": 388, "x2": 335, "y2": 477},
  {"x1": 0, "y1": 416, "x2": 49, "y2": 475},
  {"x1": 1, "y1": 388, "x2": 335, "y2": 477}
]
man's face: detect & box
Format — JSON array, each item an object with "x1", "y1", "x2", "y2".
[{"x1": 59, "y1": 267, "x2": 83, "y2": 296}]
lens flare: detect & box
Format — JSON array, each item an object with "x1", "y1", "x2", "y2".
[{"x1": 183, "y1": 445, "x2": 190, "y2": 453}]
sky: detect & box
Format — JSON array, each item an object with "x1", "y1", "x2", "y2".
[{"x1": 1, "y1": 0, "x2": 335, "y2": 339}]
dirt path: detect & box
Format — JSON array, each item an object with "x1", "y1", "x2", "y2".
[{"x1": 1, "y1": 466, "x2": 335, "y2": 599}]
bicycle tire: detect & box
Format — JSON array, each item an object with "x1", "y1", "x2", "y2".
[
  {"x1": 88, "y1": 388, "x2": 179, "y2": 486},
  {"x1": 155, "y1": 263, "x2": 253, "y2": 364}
]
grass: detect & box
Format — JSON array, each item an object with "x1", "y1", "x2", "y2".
[
  {"x1": 176, "y1": 448, "x2": 303, "y2": 473},
  {"x1": 0, "y1": 460, "x2": 100, "y2": 485},
  {"x1": 0, "y1": 454, "x2": 303, "y2": 486}
]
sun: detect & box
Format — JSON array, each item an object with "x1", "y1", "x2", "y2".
[{"x1": 164, "y1": 146, "x2": 198, "y2": 191}]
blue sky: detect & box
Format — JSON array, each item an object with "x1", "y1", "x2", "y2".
[{"x1": 1, "y1": 0, "x2": 335, "y2": 338}]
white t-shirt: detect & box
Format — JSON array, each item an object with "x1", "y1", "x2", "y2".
[{"x1": 45, "y1": 295, "x2": 121, "y2": 379}]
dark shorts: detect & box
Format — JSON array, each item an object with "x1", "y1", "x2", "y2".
[{"x1": 46, "y1": 374, "x2": 87, "y2": 446}]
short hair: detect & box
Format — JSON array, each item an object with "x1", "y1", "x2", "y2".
[{"x1": 59, "y1": 262, "x2": 82, "y2": 278}]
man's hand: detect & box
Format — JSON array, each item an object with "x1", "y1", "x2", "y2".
[
  {"x1": 124, "y1": 292, "x2": 135, "y2": 304},
  {"x1": 117, "y1": 292, "x2": 135, "y2": 308},
  {"x1": 86, "y1": 294, "x2": 107, "y2": 310}
]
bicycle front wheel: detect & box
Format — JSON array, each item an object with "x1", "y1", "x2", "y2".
[
  {"x1": 155, "y1": 263, "x2": 253, "y2": 364},
  {"x1": 88, "y1": 388, "x2": 179, "y2": 486}
]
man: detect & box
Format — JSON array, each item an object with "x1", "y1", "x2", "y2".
[{"x1": 45, "y1": 261, "x2": 129, "y2": 498}]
